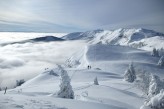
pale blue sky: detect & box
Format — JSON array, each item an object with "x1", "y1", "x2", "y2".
[{"x1": 0, "y1": 0, "x2": 164, "y2": 32}]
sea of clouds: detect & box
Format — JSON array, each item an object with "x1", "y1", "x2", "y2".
[{"x1": 0, "y1": 32, "x2": 86, "y2": 88}]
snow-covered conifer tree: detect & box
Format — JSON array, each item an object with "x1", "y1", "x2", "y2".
[
  {"x1": 148, "y1": 75, "x2": 161, "y2": 97},
  {"x1": 124, "y1": 62, "x2": 136, "y2": 83},
  {"x1": 140, "y1": 89, "x2": 164, "y2": 109},
  {"x1": 151, "y1": 48, "x2": 159, "y2": 57},
  {"x1": 94, "y1": 77, "x2": 99, "y2": 85},
  {"x1": 135, "y1": 70, "x2": 151, "y2": 94},
  {"x1": 57, "y1": 65, "x2": 74, "y2": 99},
  {"x1": 159, "y1": 48, "x2": 164, "y2": 56},
  {"x1": 157, "y1": 56, "x2": 164, "y2": 67}
]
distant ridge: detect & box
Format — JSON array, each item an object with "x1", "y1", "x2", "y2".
[
  {"x1": 30, "y1": 36, "x2": 64, "y2": 42},
  {"x1": 1, "y1": 36, "x2": 64, "y2": 46},
  {"x1": 62, "y1": 28, "x2": 164, "y2": 50}
]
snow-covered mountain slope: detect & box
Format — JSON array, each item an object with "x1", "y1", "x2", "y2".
[
  {"x1": 0, "y1": 43, "x2": 164, "y2": 109},
  {"x1": 66, "y1": 44, "x2": 164, "y2": 76},
  {"x1": 0, "y1": 29, "x2": 164, "y2": 109},
  {"x1": 62, "y1": 29, "x2": 104, "y2": 40},
  {"x1": 63, "y1": 28, "x2": 164, "y2": 50},
  {"x1": 129, "y1": 36, "x2": 164, "y2": 51}
]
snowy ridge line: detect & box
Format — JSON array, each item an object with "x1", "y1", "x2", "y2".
[{"x1": 63, "y1": 28, "x2": 164, "y2": 50}]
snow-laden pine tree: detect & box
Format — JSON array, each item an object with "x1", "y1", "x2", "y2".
[
  {"x1": 57, "y1": 65, "x2": 74, "y2": 99},
  {"x1": 151, "y1": 48, "x2": 159, "y2": 57},
  {"x1": 159, "y1": 48, "x2": 164, "y2": 56},
  {"x1": 148, "y1": 75, "x2": 161, "y2": 97},
  {"x1": 140, "y1": 89, "x2": 164, "y2": 109},
  {"x1": 94, "y1": 77, "x2": 99, "y2": 85},
  {"x1": 124, "y1": 63, "x2": 136, "y2": 83},
  {"x1": 157, "y1": 56, "x2": 164, "y2": 67},
  {"x1": 135, "y1": 70, "x2": 151, "y2": 95}
]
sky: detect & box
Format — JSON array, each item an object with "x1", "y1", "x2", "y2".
[{"x1": 0, "y1": 0, "x2": 164, "y2": 33}]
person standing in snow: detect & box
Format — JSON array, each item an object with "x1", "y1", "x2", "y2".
[
  {"x1": 4, "y1": 87, "x2": 7, "y2": 94},
  {"x1": 88, "y1": 65, "x2": 90, "y2": 69}
]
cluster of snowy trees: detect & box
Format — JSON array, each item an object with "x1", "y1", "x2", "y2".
[
  {"x1": 140, "y1": 75, "x2": 164, "y2": 109},
  {"x1": 151, "y1": 48, "x2": 160, "y2": 57},
  {"x1": 140, "y1": 89, "x2": 164, "y2": 109},
  {"x1": 151, "y1": 48, "x2": 164, "y2": 68},
  {"x1": 135, "y1": 70, "x2": 151, "y2": 94},
  {"x1": 151, "y1": 47, "x2": 164, "y2": 57},
  {"x1": 123, "y1": 62, "x2": 164, "y2": 109}
]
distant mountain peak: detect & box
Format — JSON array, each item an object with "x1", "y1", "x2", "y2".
[{"x1": 62, "y1": 28, "x2": 164, "y2": 50}]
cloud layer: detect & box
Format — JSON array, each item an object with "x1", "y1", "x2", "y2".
[
  {"x1": 0, "y1": 35, "x2": 86, "y2": 88},
  {"x1": 0, "y1": 0, "x2": 164, "y2": 32}
]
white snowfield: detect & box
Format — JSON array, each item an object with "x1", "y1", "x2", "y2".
[{"x1": 0, "y1": 28, "x2": 164, "y2": 109}]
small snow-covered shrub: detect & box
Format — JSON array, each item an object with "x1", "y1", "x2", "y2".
[
  {"x1": 124, "y1": 62, "x2": 136, "y2": 83},
  {"x1": 140, "y1": 89, "x2": 164, "y2": 109},
  {"x1": 49, "y1": 70, "x2": 59, "y2": 76},
  {"x1": 157, "y1": 56, "x2": 164, "y2": 67},
  {"x1": 65, "y1": 59, "x2": 80, "y2": 68},
  {"x1": 151, "y1": 48, "x2": 159, "y2": 57},
  {"x1": 16, "y1": 79, "x2": 25, "y2": 87},
  {"x1": 94, "y1": 77, "x2": 99, "y2": 85},
  {"x1": 57, "y1": 65, "x2": 74, "y2": 99}
]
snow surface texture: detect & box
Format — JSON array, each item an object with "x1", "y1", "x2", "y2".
[{"x1": 0, "y1": 28, "x2": 164, "y2": 109}]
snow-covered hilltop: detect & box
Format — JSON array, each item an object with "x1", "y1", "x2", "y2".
[{"x1": 63, "y1": 28, "x2": 164, "y2": 50}]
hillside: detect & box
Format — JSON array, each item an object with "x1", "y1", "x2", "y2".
[
  {"x1": 63, "y1": 28, "x2": 164, "y2": 50},
  {"x1": 1, "y1": 43, "x2": 163, "y2": 109}
]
